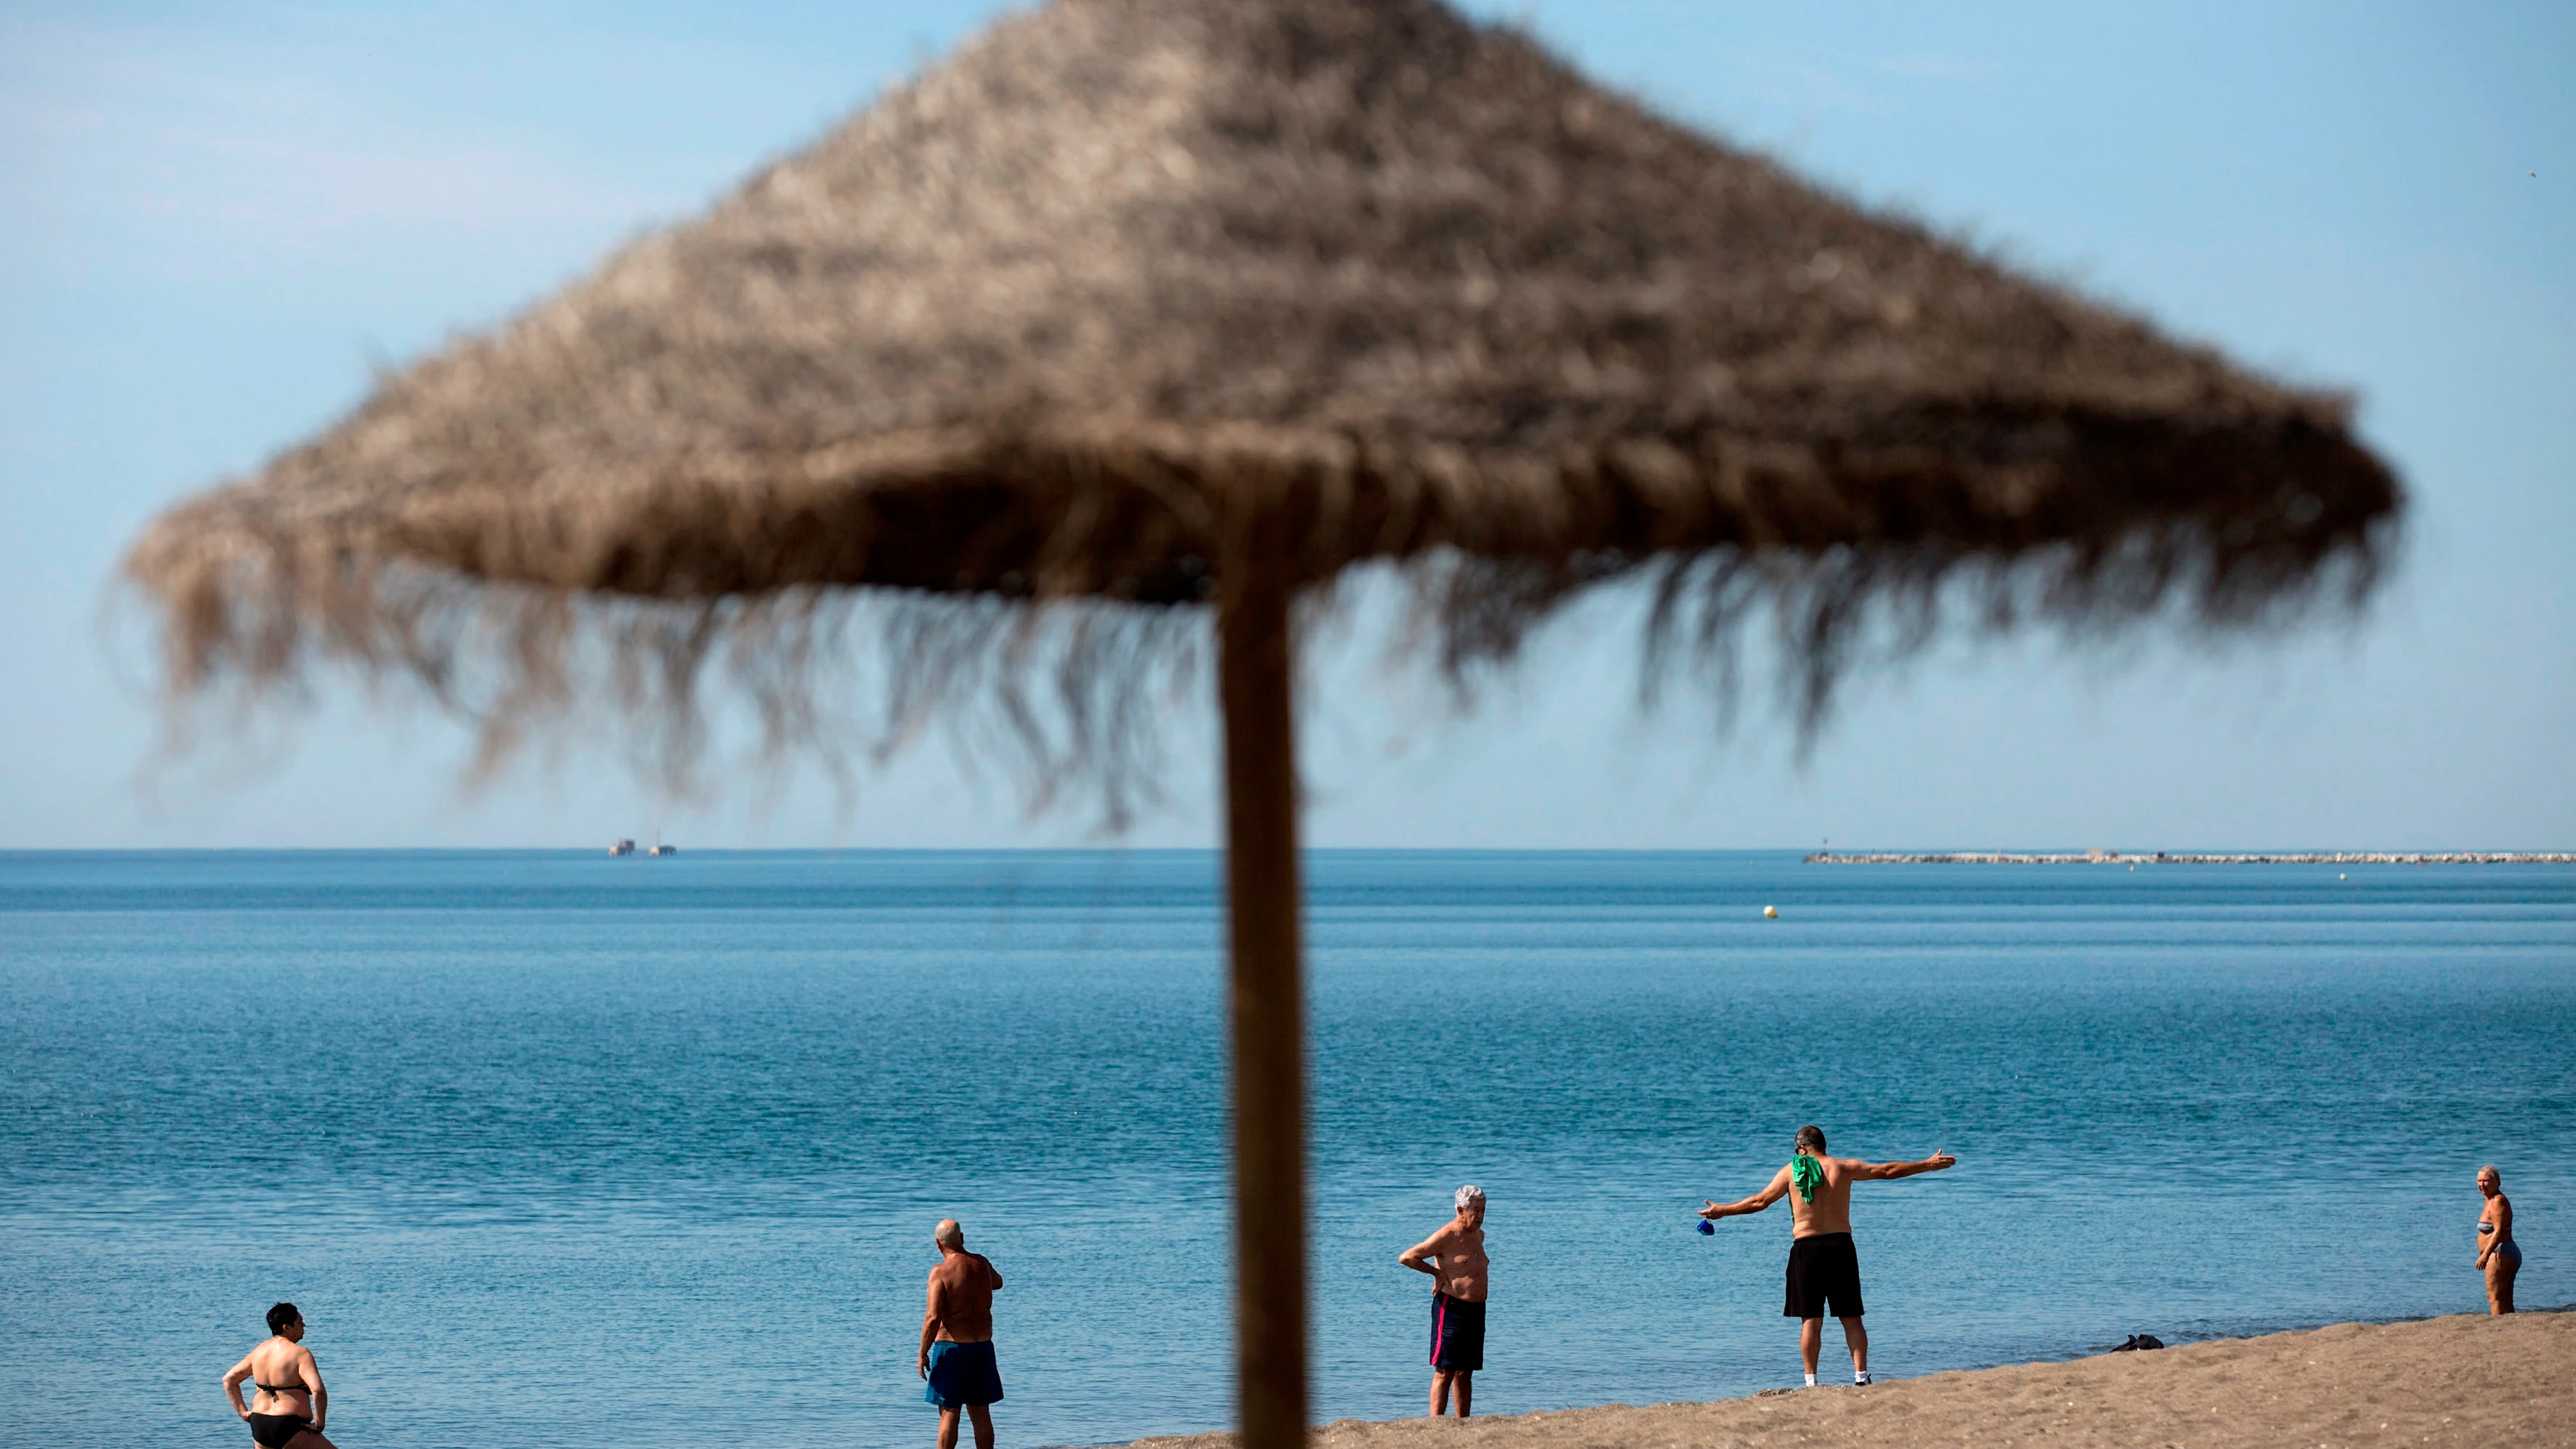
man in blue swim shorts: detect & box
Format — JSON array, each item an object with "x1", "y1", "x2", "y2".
[
  {"x1": 1400, "y1": 1185, "x2": 1490, "y2": 1417},
  {"x1": 919, "y1": 1219, "x2": 1006, "y2": 1449}
]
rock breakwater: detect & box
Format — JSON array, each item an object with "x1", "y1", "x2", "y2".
[{"x1": 1807, "y1": 850, "x2": 2576, "y2": 864}]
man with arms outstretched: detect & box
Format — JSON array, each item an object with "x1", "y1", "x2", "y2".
[
  {"x1": 1701, "y1": 1125, "x2": 1954, "y2": 1387},
  {"x1": 920, "y1": 1219, "x2": 1005, "y2": 1449},
  {"x1": 1399, "y1": 1185, "x2": 1489, "y2": 1417}
]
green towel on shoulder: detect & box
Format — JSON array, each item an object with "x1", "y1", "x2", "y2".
[{"x1": 1790, "y1": 1154, "x2": 1826, "y2": 1203}]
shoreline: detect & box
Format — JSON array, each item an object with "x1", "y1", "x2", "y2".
[{"x1": 1117, "y1": 1313, "x2": 2568, "y2": 1449}]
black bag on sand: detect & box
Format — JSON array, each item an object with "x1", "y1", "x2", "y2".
[{"x1": 2109, "y1": 1333, "x2": 2166, "y2": 1352}]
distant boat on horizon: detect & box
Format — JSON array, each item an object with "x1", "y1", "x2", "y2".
[
  {"x1": 648, "y1": 830, "x2": 677, "y2": 858},
  {"x1": 609, "y1": 838, "x2": 636, "y2": 857}
]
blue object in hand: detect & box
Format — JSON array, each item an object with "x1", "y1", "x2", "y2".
[{"x1": 1697, "y1": 1219, "x2": 1716, "y2": 1235}]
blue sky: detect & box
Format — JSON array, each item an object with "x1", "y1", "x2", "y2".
[{"x1": 1, "y1": 1, "x2": 2569, "y2": 849}]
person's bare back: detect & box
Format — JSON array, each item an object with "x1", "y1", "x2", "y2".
[
  {"x1": 221, "y1": 1303, "x2": 336, "y2": 1449},
  {"x1": 1781, "y1": 1156, "x2": 1862, "y2": 1238},
  {"x1": 919, "y1": 1219, "x2": 1006, "y2": 1449},
  {"x1": 926, "y1": 1248, "x2": 1001, "y2": 1343}
]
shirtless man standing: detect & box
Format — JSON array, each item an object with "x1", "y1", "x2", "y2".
[
  {"x1": 1701, "y1": 1126, "x2": 1954, "y2": 1387},
  {"x1": 918, "y1": 1219, "x2": 1005, "y2": 1449},
  {"x1": 1399, "y1": 1185, "x2": 1488, "y2": 1418}
]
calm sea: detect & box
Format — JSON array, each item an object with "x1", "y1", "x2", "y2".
[{"x1": 1, "y1": 850, "x2": 2568, "y2": 1448}]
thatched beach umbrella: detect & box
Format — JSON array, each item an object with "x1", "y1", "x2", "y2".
[{"x1": 127, "y1": 0, "x2": 2398, "y2": 1441}]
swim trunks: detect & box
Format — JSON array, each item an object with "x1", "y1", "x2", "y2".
[
  {"x1": 924, "y1": 1339, "x2": 1005, "y2": 1409},
  {"x1": 248, "y1": 1413, "x2": 310, "y2": 1448},
  {"x1": 1430, "y1": 1290, "x2": 1485, "y2": 1372},
  {"x1": 1783, "y1": 1232, "x2": 1865, "y2": 1319}
]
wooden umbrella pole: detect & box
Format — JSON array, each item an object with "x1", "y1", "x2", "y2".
[{"x1": 1218, "y1": 550, "x2": 1308, "y2": 1449}]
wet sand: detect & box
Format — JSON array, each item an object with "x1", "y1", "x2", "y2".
[{"x1": 1128, "y1": 1312, "x2": 2569, "y2": 1449}]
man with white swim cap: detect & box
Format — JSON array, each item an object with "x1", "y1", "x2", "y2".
[{"x1": 1399, "y1": 1185, "x2": 1489, "y2": 1417}]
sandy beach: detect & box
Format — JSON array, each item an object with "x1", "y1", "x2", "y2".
[{"x1": 1128, "y1": 1313, "x2": 2569, "y2": 1449}]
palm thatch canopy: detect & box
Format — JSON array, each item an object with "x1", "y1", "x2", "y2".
[{"x1": 129, "y1": 0, "x2": 2397, "y2": 762}]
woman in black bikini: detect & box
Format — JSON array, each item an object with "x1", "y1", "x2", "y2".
[
  {"x1": 2476, "y1": 1165, "x2": 2520, "y2": 1314},
  {"x1": 222, "y1": 1303, "x2": 338, "y2": 1448}
]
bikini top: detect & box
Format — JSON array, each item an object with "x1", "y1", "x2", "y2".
[
  {"x1": 254, "y1": 1381, "x2": 308, "y2": 1395},
  {"x1": 2480, "y1": 1221, "x2": 2497, "y2": 1234}
]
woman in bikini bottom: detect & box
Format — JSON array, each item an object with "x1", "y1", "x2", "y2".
[{"x1": 222, "y1": 1302, "x2": 341, "y2": 1449}]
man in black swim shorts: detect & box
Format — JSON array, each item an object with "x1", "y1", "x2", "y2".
[{"x1": 1701, "y1": 1125, "x2": 1954, "y2": 1387}]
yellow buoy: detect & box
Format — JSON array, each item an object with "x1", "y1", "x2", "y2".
[{"x1": 1763, "y1": 905, "x2": 1779, "y2": 919}]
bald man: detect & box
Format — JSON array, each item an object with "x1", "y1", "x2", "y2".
[
  {"x1": 2476, "y1": 1166, "x2": 2519, "y2": 1314},
  {"x1": 919, "y1": 1219, "x2": 1005, "y2": 1449}
]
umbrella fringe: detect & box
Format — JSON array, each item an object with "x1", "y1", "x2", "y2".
[{"x1": 121, "y1": 505, "x2": 2392, "y2": 827}]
